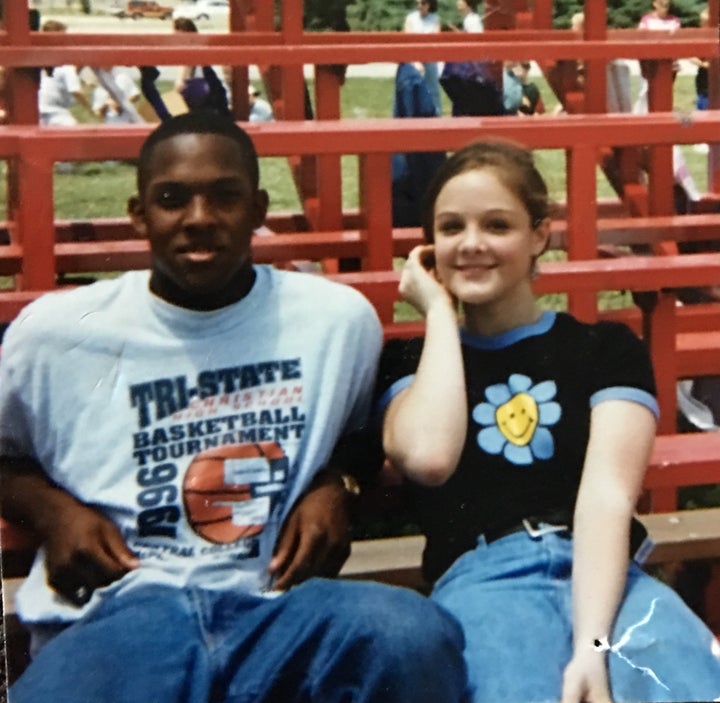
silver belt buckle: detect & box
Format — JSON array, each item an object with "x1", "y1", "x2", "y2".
[{"x1": 522, "y1": 518, "x2": 569, "y2": 539}]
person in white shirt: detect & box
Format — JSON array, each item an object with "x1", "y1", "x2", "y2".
[
  {"x1": 37, "y1": 20, "x2": 92, "y2": 126},
  {"x1": 455, "y1": 0, "x2": 483, "y2": 32},
  {"x1": 248, "y1": 85, "x2": 274, "y2": 122},
  {"x1": 92, "y1": 68, "x2": 142, "y2": 125}
]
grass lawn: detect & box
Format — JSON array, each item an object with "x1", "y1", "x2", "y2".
[{"x1": 40, "y1": 73, "x2": 710, "y2": 215}]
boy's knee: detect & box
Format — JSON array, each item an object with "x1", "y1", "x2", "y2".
[{"x1": 308, "y1": 580, "x2": 465, "y2": 662}]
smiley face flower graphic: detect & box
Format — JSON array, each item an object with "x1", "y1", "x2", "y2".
[{"x1": 472, "y1": 373, "x2": 561, "y2": 466}]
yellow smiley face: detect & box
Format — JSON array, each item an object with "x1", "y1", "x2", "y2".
[{"x1": 495, "y1": 393, "x2": 538, "y2": 446}]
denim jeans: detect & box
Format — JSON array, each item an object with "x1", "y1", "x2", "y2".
[
  {"x1": 432, "y1": 528, "x2": 720, "y2": 703},
  {"x1": 11, "y1": 578, "x2": 468, "y2": 703}
]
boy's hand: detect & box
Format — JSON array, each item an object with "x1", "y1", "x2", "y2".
[
  {"x1": 44, "y1": 501, "x2": 139, "y2": 606},
  {"x1": 269, "y1": 474, "x2": 352, "y2": 591}
]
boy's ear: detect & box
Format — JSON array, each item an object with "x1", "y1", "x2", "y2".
[
  {"x1": 253, "y1": 189, "x2": 269, "y2": 229},
  {"x1": 128, "y1": 195, "x2": 148, "y2": 238}
]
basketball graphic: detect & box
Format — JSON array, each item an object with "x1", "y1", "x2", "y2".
[{"x1": 183, "y1": 442, "x2": 288, "y2": 544}]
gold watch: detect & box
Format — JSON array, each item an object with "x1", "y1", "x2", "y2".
[{"x1": 340, "y1": 473, "x2": 361, "y2": 496}]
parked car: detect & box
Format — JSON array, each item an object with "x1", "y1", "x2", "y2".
[
  {"x1": 173, "y1": 0, "x2": 230, "y2": 21},
  {"x1": 116, "y1": 1, "x2": 174, "y2": 20}
]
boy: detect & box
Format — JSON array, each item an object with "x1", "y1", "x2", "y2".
[{"x1": 1, "y1": 111, "x2": 467, "y2": 702}]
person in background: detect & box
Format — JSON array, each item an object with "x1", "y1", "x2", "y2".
[
  {"x1": 377, "y1": 139, "x2": 720, "y2": 703},
  {"x1": 440, "y1": 0, "x2": 502, "y2": 116},
  {"x1": 633, "y1": 0, "x2": 681, "y2": 115},
  {"x1": 248, "y1": 84, "x2": 273, "y2": 122},
  {"x1": 449, "y1": 0, "x2": 483, "y2": 32},
  {"x1": 404, "y1": 0, "x2": 442, "y2": 115},
  {"x1": 691, "y1": 6, "x2": 710, "y2": 154},
  {"x1": 511, "y1": 62, "x2": 545, "y2": 115},
  {"x1": 173, "y1": 17, "x2": 202, "y2": 93},
  {"x1": 38, "y1": 20, "x2": 93, "y2": 126},
  {"x1": 502, "y1": 61, "x2": 523, "y2": 114},
  {"x1": 91, "y1": 67, "x2": 141, "y2": 125},
  {"x1": 630, "y1": 1, "x2": 700, "y2": 205},
  {"x1": 172, "y1": 17, "x2": 230, "y2": 114},
  {"x1": 140, "y1": 18, "x2": 229, "y2": 122},
  {"x1": 505, "y1": 62, "x2": 542, "y2": 116},
  {"x1": 690, "y1": 6, "x2": 710, "y2": 111},
  {"x1": 638, "y1": 0, "x2": 682, "y2": 30},
  {"x1": 392, "y1": 62, "x2": 446, "y2": 227}
]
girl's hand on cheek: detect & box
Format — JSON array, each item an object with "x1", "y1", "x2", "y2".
[{"x1": 399, "y1": 245, "x2": 455, "y2": 317}]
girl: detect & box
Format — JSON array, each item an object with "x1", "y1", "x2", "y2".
[{"x1": 377, "y1": 140, "x2": 720, "y2": 703}]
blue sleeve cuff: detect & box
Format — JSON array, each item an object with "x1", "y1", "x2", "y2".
[
  {"x1": 375, "y1": 376, "x2": 415, "y2": 420},
  {"x1": 590, "y1": 387, "x2": 660, "y2": 420}
]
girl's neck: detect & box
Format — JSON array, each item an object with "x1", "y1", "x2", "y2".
[{"x1": 462, "y1": 290, "x2": 542, "y2": 337}]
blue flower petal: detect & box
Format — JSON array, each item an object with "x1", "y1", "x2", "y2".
[
  {"x1": 538, "y1": 401, "x2": 561, "y2": 425},
  {"x1": 485, "y1": 383, "x2": 512, "y2": 406},
  {"x1": 503, "y1": 443, "x2": 533, "y2": 465},
  {"x1": 508, "y1": 374, "x2": 532, "y2": 394},
  {"x1": 478, "y1": 426, "x2": 506, "y2": 455},
  {"x1": 530, "y1": 426, "x2": 555, "y2": 460},
  {"x1": 472, "y1": 402, "x2": 496, "y2": 425},
  {"x1": 530, "y1": 380, "x2": 557, "y2": 403}
]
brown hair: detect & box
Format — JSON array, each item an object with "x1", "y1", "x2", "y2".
[
  {"x1": 41, "y1": 19, "x2": 67, "y2": 32},
  {"x1": 417, "y1": 0, "x2": 438, "y2": 13},
  {"x1": 422, "y1": 140, "x2": 549, "y2": 243},
  {"x1": 173, "y1": 17, "x2": 198, "y2": 33}
]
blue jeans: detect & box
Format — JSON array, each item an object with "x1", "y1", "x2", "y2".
[
  {"x1": 432, "y1": 528, "x2": 720, "y2": 703},
  {"x1": 422, "y1": 62, "x2": 442, "y2": 116},
  {"x1": 11, "y1": 579, "x2": 468, "y2": 703}
]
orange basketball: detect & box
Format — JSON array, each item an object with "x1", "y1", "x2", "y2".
[{"x1": 183, "y1": 442, "x2": 288, "y2": 544}]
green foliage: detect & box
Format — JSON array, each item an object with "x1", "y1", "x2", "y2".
[
  {"x1": 605, "y1": 0, "x2": 706, "y2": 28},
  {"x1": 303, "y1": 0, "x2": 352, "y2": 30},
  {"x1": 345, "y1": 0, "x2": 407, "y2": 31},
  {"x1": 334, "y1": 0, "x2": 709, "y2": 31},
  {"x1": 552, "y1": 1, "x2": 582, "y2": 28},
  {"x1": 546, "y1": 0, "x2": 707, "y2": 29},
  {"x1": 343, "y1": 0, "x2": 459, "y2": 32}
]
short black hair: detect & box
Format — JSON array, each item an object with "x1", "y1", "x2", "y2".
[{"x1": 136, "y1": 110, "x2": 260, "y2": 197}]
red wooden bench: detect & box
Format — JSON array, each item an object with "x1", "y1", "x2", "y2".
[{"x1": 1, "y1": 0, "x2": 719, "y2": 688}]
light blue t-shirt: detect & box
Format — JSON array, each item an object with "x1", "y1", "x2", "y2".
[{"x1": 0, "y1": 266, "x2": 382, "y2": 626}]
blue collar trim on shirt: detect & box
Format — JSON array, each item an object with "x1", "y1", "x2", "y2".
[{"x1": 460, "y1": 311, "x2": 557, "y2": 350}]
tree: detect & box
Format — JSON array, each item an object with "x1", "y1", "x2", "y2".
[
  {"x1": 314, "y1": 0, "x2": 708, "y2": 32},
  {"x1": 345, "y1": 0, "x2": 406, "y2": 31},
  {"x1": 556, "y1": 0, "x2": 706, "y2": 28}
]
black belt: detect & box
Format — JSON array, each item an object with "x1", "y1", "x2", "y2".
[
  {"x1": 483, "y1": 510, "x2": 573, "y2": 544},
  {"x1": 481, "y1": 512, "x2": 649, "y2": 560}
]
